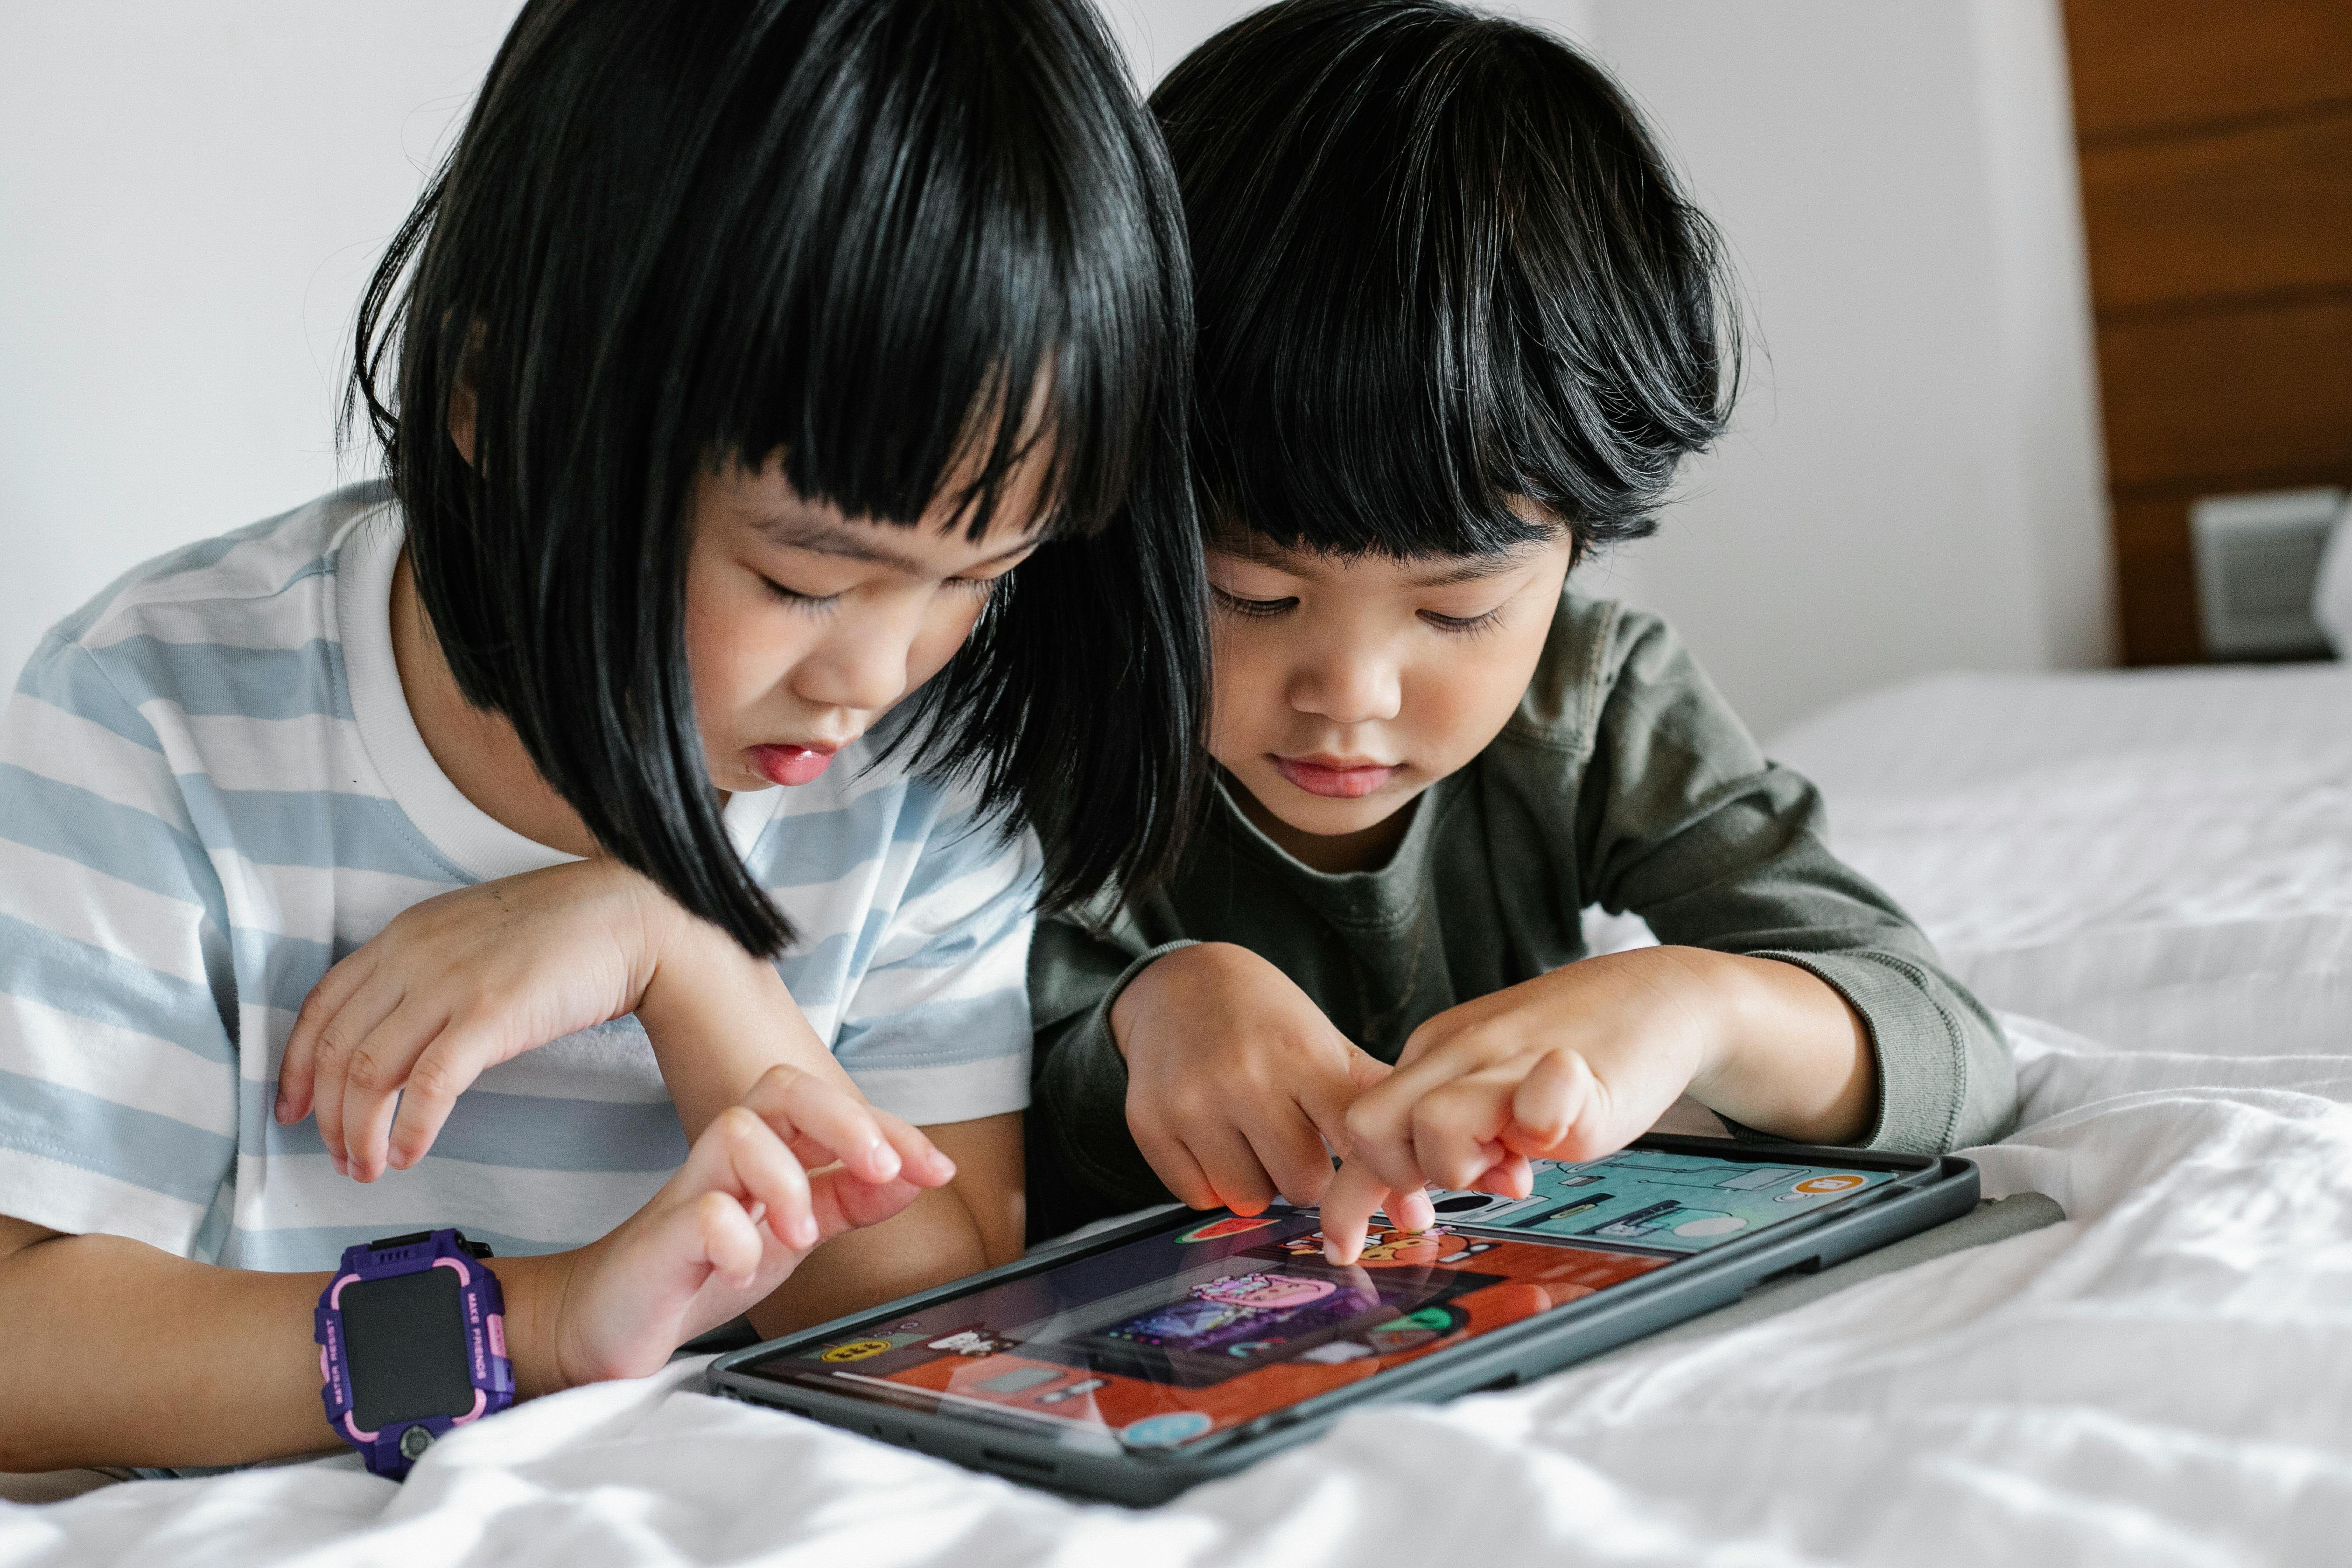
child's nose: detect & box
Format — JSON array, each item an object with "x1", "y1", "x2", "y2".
[
  {"x1": 1291, "y1": 648, "x2": 1402, "y2": 725},
  {"x1": 794, "y1": 601, "x2": 921, "y2": 714}
]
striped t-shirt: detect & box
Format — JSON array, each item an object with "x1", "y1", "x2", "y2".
[{"x1": 0, "y1": 484, "x2": 1037, "y2": 1272}]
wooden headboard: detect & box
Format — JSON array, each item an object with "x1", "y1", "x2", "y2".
[{"x1": 2063, "y1": 0, "x2": 2352, "y2": 664}]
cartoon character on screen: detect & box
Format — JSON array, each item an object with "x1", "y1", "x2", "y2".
[
  {"x1": 1283, "y1": 1226, "x2": 1452, "y2": 1269},
  {"x1": 1194, "y1": 1271, "x2": 1339, "y2": 1309}
]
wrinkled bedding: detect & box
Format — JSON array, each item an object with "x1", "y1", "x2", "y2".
[{"x1": 7, "y1": 662, "x2": 2349, "y2": 1566}]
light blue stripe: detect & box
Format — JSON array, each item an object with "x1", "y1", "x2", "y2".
[
  {"x1": 190, "y1": 1180, "x2": 237, "y2": 1265},
  {"x1": 0, "y1": 910, "x2": 236, "y2": 1064},
  {"x1": 45, "y1": 528, "x2": 266, "y2": 646},
  {"x1": 93, "y1": 635, "x2": 353, "y2": 723},
  {"x1": 897, "y1": 814, "x2": 1020, "y2": 907},
  {"x1": 14, "y1": 638, "x2": 166, "y2": 753},
  {"x1": 0, "y1": 1067, "x2": 234, "y2": 1207},
  {"x1": 273, "y1": 555, "x2": 337, "y2": 596},
  {"x1": 228, "y1": 926, "x2": 336, "y2": 1017},
  {"x1": 0, "y1": 765, "x2": 229, "y2": 933},
  {"x1": 429, "y1": 1087, "x2": 686, "y2": 1173},
  {"x1": 178, "y1": 773, "x2": 466, "y2": 881},
  {"x1": 834, "y1": 988, "x2": 1032, "y2": 1071},
  {"x1": 771, "y1": 905, "x2": 896, "y2": 1012},
  {"x1": 220, "y1": 1221, "x2": 583, "y2": 1272},
  {"x1": 46, "y1": 488, "x2": 370, "y2": 651},
  {"x1": 745, "y1": 785, "x2": 937, "y2": 893},
  {"x1": 238, "y1": 1079, "x2": 687, "y2": 1174}
]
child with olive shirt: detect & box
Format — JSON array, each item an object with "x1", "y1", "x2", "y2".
[{"x1": 1026, "y1": 0, "x2": 2016, "y2": 1261}]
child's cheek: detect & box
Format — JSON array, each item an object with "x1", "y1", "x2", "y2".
[{"x1": 1201, "y1": 650, "x2": 1268, "y2": 770}]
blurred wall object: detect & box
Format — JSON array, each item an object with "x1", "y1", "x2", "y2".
[
  {"x1": 2065, "y1": 0, "x2": 2352, "y2": 664},
  {"x1": 2190, "y1": 486, "x2": 2343, "y2": 657}
]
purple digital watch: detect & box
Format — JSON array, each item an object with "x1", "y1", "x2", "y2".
[{"x1": 315, "y1": 1228, "x2": 514, "y2": 1478}]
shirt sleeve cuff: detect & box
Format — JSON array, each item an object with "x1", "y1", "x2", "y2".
[
  {"x1": 1041, "y1": 939, "x2": 1199, "y2": 1203},
  {"x1": 1740, "y1": 948, "x2": 1979, "y2": 1154}
]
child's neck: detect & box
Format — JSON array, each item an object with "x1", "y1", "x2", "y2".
[
  {"x1": 1230, "y1": 781, "x2": 1419, "y2": 876},
  {"x1": 389, "y1": 546, "x2": 607, "y2": 860}
]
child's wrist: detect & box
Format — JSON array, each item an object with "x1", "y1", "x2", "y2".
[
  {"x1": 484, "y1": 1249, "x2": 588, "y2": 1400},
  {"x1": 1613, "y1": 945, "x2": 1751, "y2": 1101},
  {"x1": 1107, "y1": 941, "x2": 1227, "y2": 1059}
]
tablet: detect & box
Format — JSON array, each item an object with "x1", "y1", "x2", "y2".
[{"x1": 708, "y1": 1136, "x2": 1979, "y2": 1504}]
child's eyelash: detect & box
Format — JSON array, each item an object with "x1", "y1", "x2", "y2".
[
  {"x1": 1421, "y1": 608, "x2": 1505, "y2": 637},
  {"x1": 1211, "y1": 587, "x2": 1296, "y2": 619},
  {"x1": 765, "y1": 577, "x2": 998, "y2": 612},
  {"x1": 762, "y1": 578, "x2": 840, "y2": 615}
]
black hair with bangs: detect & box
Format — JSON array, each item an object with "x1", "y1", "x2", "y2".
[
  {"x1": 1153, "y1": 0, "x2": 1742, "y2": 561},
  {"x1": 349, "y1": 0, "x2": 1205, "y2": 954}
]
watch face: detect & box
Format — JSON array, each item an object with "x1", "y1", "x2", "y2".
[{"x1": 339, "y1": 1267, "x2": 476, "y2": 1430}]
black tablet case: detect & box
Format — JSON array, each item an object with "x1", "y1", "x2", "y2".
[{"x1": 707, "y1": 1137, "x2": 1981, "y2": 1505}]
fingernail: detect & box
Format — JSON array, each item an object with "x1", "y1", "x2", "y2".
[
  {"x1": 330, "y1": 1155, "x2": 347, "y2": 1177},
  {"x1": 273, "y1": 1095, "x2": 288, "y2": 1124}
]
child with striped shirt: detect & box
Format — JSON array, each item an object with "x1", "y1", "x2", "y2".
[{"x1": 0, "y1": 0, "x2": 1203, "y2": 1473}]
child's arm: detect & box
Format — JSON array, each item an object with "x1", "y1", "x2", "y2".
[
  {"x1": 276, "y1": 859, "x2": 1025, "y2": 1326},
  {"x1": 0, "y1": 1066, "x2": 947, "y2": 1472},
  {"x1": 274, "y1": 859, "x2": 852, "y2": 1181},
  {"x1": 739, "y1": 1110, "x2": 1023, "y2": 1335},
  {"x1": 1314, "y1": 945, "x2": 1875, "y2": 1262},
  {"x1": 627, "y1": 894, "x2": 1029, "y2": 1331}
]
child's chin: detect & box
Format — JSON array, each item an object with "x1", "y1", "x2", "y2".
[{"x1": 1269, "y1": 786, "x2": 1409, "y2": 839}]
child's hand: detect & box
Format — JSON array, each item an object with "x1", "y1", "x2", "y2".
[
  {"x1": 1315, "y1": 950, "x2": 1719, "y2": 1263},
  {"x1": 545, "y1": 1064, "x2": 956, "y2": 1386},
  {"x1": 277, "y1": 859, "x2": 822, "y2": 1181},
  {"x1": 1111, "y1": 943, "x2": 1393, "y2": 1213}
]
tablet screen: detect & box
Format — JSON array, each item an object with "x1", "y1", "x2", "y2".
[{"x1": 733, "y1": 1148, "x2": 1897, "y2": 1455}]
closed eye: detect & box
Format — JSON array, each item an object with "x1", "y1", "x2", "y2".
[
  {"x1": 1211, "y1": 587, "x2": 1298, "y2": 619},
  {"x1": 762, "y1": 576, "x2": 841, "y2": 615},
  {"x1": 1420, "y1": 607, "x2": 1505, "y2": 636}
]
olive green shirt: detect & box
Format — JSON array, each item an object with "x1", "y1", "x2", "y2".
[{"x1": 1025, "y1": 591, "x2": 2014, "y2": 1235}]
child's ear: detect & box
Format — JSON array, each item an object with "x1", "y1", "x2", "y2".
[
  {"x1": 446, "y1": 318, "x2": 485, "y2": 467},
  {"x1": 448, "y1": 376, "x2": 477, "y2": 467}
]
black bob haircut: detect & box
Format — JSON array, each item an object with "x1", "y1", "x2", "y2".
[
  {"x1": 349, "y1": 0, "x2": 1206, "y2": 954},
  {"x1": 1154, "y1": 0, "x2": 1743, "y2": 560}
]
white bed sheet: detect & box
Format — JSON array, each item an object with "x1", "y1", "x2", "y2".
[{"x1": 7, "y1": 664, "x2": 2349, "y2": 1566}]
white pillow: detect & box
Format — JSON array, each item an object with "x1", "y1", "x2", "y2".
[{"x1": 2316, "y1": 495, "x2": 2352, "y2": 658}]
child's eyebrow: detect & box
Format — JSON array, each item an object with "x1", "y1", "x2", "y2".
[
  {"x1": 752, "y1": 514, "x2": 1040, "y2": 574},
  {"x1": 1405, "y1": 555, "x2": 1535, "y2": 589}
]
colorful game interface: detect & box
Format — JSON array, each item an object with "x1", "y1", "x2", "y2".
[
  {"x1": 736, "y1": 1149, "x2": 1897, "y2": 1455},
  {"x1": 1405, "y1": 1148, "x2": 1896, "y2": 1253}
]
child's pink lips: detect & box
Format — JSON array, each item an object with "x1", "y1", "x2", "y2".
[
  {"x1": 749, "y1": 742, "x2": 841, "y2": 787},
  {"x1": 1272, "y1": 754, "x2": 1399, "y2": 799}
]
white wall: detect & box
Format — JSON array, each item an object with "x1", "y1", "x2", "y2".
[
  {"x1": 1100, "y1": 0, "x2": 1597, "y2": 79},
  {"x1": 0, "y1": 0, "x2": 2103, "y2": 740},
  {"x1": 1577, "y1": 0, "x2": 2112, "y2": 736},
  {"x1": 0, "y1": 3, "x2": 522, "y2": 688}
]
